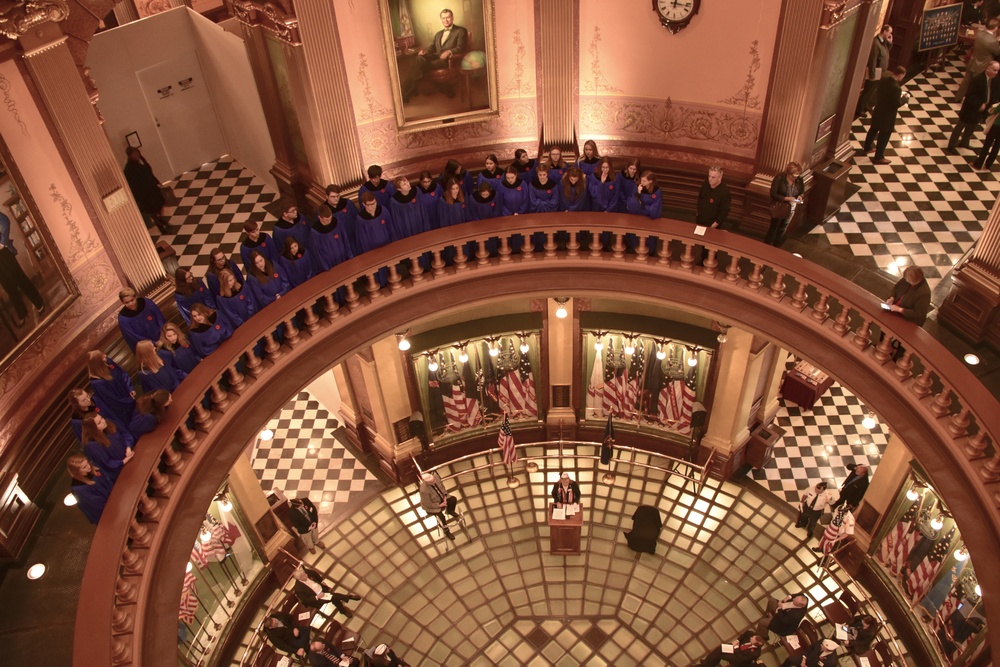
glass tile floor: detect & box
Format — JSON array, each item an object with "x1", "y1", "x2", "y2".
[{"x1": 291, "y1": 447, "x2": 910, "y2": 666}]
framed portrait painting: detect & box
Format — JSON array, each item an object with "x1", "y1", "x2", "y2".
[{"x1": 379, "y1": 0, "x2": 499, "y2": 131}]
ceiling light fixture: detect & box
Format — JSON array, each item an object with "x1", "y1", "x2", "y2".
[
  {"x1": 427, "y1": 353, "x2": 439, "y2": 373},
  {"x1": 259, "y1": 428, "x2": 274, "y2": 441},
  {"x1": 554, "y1": 297, "x2": 569, "y2": 319},
  {"x1": 964, "y1": 353, "x2": 980, "y2": 366},
  {"x1": 63, "y1": 493, "x2": 78, "y2": 507},
  {"x1": 519, "y1": 335, "x2": 530, "y2": 354},
  {"x1": 26, "y1": 563, "x2": 46, "y2": 580},
  {"x1": 396, "y1": 331, "x2": 411, "y2": 351}
]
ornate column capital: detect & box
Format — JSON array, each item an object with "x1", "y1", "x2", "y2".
[
  {"x1": 0, "y1": 0, "x2": 68, "y2": 40},
  {"x1": 233, "y1": 0, "x2": 300, "y2": 46}
]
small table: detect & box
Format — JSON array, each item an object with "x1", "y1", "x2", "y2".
[
  {"x1": 548, "y1": 503, "x2": 583, "y2": 554},
  {"x1": 781, "y1": 361, "x2": 834, "y2": 409},
  {"x1": 780, "y1": 634, "x2": 806, "y2": 659}
]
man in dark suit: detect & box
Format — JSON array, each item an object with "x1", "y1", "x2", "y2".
[
  {"x1": 831, "y1": 464, "x2": 870, "y2": 510},
  {"x1": 404, "y1": 8, "x2": 469, "y2": 100},
  {"x1": 763, "y1": 594, "x2": 809, "y2": 637},
  {"x1": 949, "y1": 60, "x2": 1000, "y2": 153},
  {"x1": 263, "y1": 612, "x2": 310, "y2": 657},
  {"x1": 0, "y1": 212, "x2": 44, "y2": 327},
  {"x1": 863, "y1": 66, "x2": 910, "y2": 164},
  {"x1": 856, "y1": 25, "x2": 893, "y2": 117},
  {"x1": 292, "y1": 566, "x2": 361, "y2": 618},
  {"x1": 308, "y1": 639, "x2": 360, "y2": 667},
  {"x1": 288, "y1": 496, "x2": 323, "y2": 554},
  {"x1": 781, "y1": 638, "x2": 839, "y2": 667}
]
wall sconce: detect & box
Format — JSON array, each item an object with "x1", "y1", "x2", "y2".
[
  {"x1": 186, "y1": 561, "x2": 194, "y2": 573},
  {"x1": 624, "y1": 336, "x2": 636, "y2": 356},
  {"x1": 930, "y1": 515, "x2": 944, "y2": 530},
  {"x1": 592, "y1": 330, "x2": 605, "y2": 352},
  {"x1": 554, "y1": 297, "x2": 569, "y2": 319},
  {"x1": 656, "y1": 342, "x2": 667, "y2": 360},
  {"x1": 862, "y1": 412, "x2": 877, "y2": 430},
  {"x1": 906, "y1": 486, "x2": 921, "y2": 501},
  {"x1": 519, "y1": 334, "x2": 529, "y2": 354},
  {"x1": 487, "y1": 337, "x2": 500, "y2": 357},
  {"x1": 26, "y1": 563, "x2": 46, "y2": 580},
  {"x1": 716, "y1": 324, "x2": 730, "y2": 344},
  {"x1": 396, "y1": 331, "x2": 411, "y2": 351},
  {"x1": 955, "y1": 547, "x2": 969, "y2": 561},
  {"x1": 455, "y1": 341, "x2": 469, "y2": 363},
  {"x1": 426, "y1": 352, "x2": 439, "y2": 373},
  {"x1": 216, "y1": 490, "x2": 233, "y2": 512},
  {"x1": 686, "y1": 347, "x2": 699, "y2": 367},
  {"x1": 200, "y1": 527, "x2": 213, "y2": 544}
]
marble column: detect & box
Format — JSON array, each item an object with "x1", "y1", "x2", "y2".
[
  {"x1": 545, "y1": 297, "x2": 575, "y2": 437},
  {"x1": 939, "y1": 195, "x2": 1000, "y2": 348},
  {"x1": 534, "y1": 0, "x2": 578, "y2": 148},
  {"x1": 20, "y1": 22, "x2": 165, "y2": 294}
]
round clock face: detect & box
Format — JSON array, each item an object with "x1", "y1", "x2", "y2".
[{"x1": 657, "y1": 0, "x2": 695, "y2": 21}]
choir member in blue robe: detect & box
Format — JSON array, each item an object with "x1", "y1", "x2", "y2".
[
  {"x1": 544, "y1": 147, "x2": 569, "y2": 184},
  {"x1": 616, "y1": 159, "x2": 641, "y2": 213},
  {"x1": 498, "y1": 167, "x2": 530, "y2": 216},
  {"x1": 528, "y1": 164, "x2": 560, "y2": 213},
  {"x1": 356, "y1": 192, "x2": 395, "y2": 251},
  {"x1": 239, "y1": 220, "x2": 280, "y2": 274},
  {"x1": 205, "y1": 247, "x2": 244, "y2": 297},
  {"x1": 437, "y1": 179, "x2": 470, "y2": 228},
  {"x1": 589, "y1": 158, "x2": 619, "y2": 213},
  {"x1": 476, "y1": 154, "x2": 503, "y2": 189},
  {"x1": 117, "y1": 288, "x2": 166, "y2": 352},
  {"x1": 135, "y1": 340, "x2": 181, "y2": 394},
  {"x1": 173, "y1": 268, "x2": 216, "y2": 325},
  {"x1": 416, "y1": 172, "x2": 444, "y2": 229},
  {"x1": 311, "y1": 204, "x2": 354, "y2": 272},
  {"x1": 626, "y1": 171, "x2": 664, "y2": 254},
  {"x1": 470, "y1": 182, "x2": 501, "y2": 256},
  {"x1": 128, "y1": 389, "x2": 171, "y2": 439},
  {"x1": 81, "y1": 413, "x2": 134, "y2": 483},
  {"x1": 324, "y1": 186, "x2": 360, "y2": 256},
  {"x1": 389, "y1": 176, "x2": 431, "y2": 239},
  {"x1": 247, "y1": 251, "x2": 290, "y2": 307},
  {"x1": 357, "y1": 164, "x2": 395, "y2": 209},
  {"x1": 577, "y1": 140, "x2": 601, "y2": 178},
  {"x1": 86, "y1": 351, "x2": 135, "y2": 426},
  {"x1": 511, "y1": 148, "x2": 536, "y2": 182},
  {"x1": 272, "y1": 201, "x2": 312, "y2": 253},
  {"x1": 215, "y1": 268, "x2": 257, "y2": 328},
  {"x1": 68, "y1": 388, "x2": 125, "y2": 442},
  {"x1": 189, "y1": 303, "x2": 233, "y2": 359},
  {"x1": 279, "y1": 237, "x2": 314, "y2": 289},
  {"x1": 560, "y1": 168, "x2": 591, "y2": 212},
  {"x1": 441, "y1": 159, "x2": 475, "y2": 196},
  {"x1": 67, "y1": 453, "x2": 115, "y2": 525},
  {"x1": 158, "y1": 323, "x2": 199, "y2": 378}
]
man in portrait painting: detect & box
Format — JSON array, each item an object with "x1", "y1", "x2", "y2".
[{"x1": 402, "y1": 8, "x2": 468, "y2": 102}]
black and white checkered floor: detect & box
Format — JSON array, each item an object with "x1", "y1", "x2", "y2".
[
  {"x1": 160, "y1": 54, "x2": 991, "y2": 520},
  {"x1": 250, "y1": 391, "x2": 382, "y2": 526}
]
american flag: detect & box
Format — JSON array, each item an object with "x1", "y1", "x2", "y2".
[
  {"x1": 460, "y1": 360, "x2": 483, "y2": 426},
  {"x1": 819, "y1": 505, "x2": 853, "y2": 555},
  {"x1": 498, "y1": 413, "x2": 516, "y2": 463},
  {"x1": 657, "y1": 380, "x2": 696, "y2": 433},
  {"x1": 179, "y1": 571, "x2": 199, "y2": 623},
  {"x1": 877, "y1": 501, "x2": 918, "y2": 575},
  {"x1": 189, "y1": 541, "x2": 209, "y2": 569},
  {"x1": 586, "y1": 343, "x2": 605, "y2": 419},
  {"x1": 626, "y1": 341, "x2": 646, "y2": 412},
  {"x1": 908, "y1": 526, "x2": 955, "y2": 602},
  {"x1": 440, "y1": 354, "x2": 477, "y2": 430},
  {"x1": 602, "y1": 340, "x2": 625, "y2": 417},
  {"x1": 500, "y1": 342, "x2": 537, "y2": 418},
  {"x1": 932, "y1": 578, "x2": 962, "y2": 633}
]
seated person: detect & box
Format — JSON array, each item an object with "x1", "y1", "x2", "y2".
[
  {"x1": 844, "y1": 614, "x2": 879, "y2": 654},
  {"x1": 419, "y1": 471, "x2": 459, "y2": 540},
  {"x1": 363, "y1": 643, "x2": 412, "y2": 667},
  {"x1": 308, "y1": 638, "x2": 360, "y2": 667},
  {"x1": 551, "y1": 472, "x2": 581, "y2": 508},
  {"x1": 699, "y1": 630, "x2": 765, "y2": 667},
  {"x1": 263, "y1": 612, "x2": 309, "y2": 658},
  {"x1": 292, "y1": 566, "x2": 361, "y2": 618},
  {"x1": 781, "y1": 638, "x2": 838, "y2": 667},
  {"x1": 764, "y1": 594, "x2": 809, "y2": 637}
]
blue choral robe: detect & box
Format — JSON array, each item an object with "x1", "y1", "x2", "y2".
[
  {"x1": 248, "y1": 266, "x2": 289, "y2": 307},
  {"x1": 216, "y1": 285, "x2": 257, "y2": 329},
  {"x1": 118, "y1": 299, "x2": 166, "y2": 352},
  {"x1": 498, "y1": 179, "x2": 529, "y2": 216},
  {"x1": 355, "y1": 206, "x2": 395, "y2": 252},
  {"x1": 89, "y1": 362, "x2": 135, "y2": 426},
  {"x1": 163, "y1": 343, "x2": 199, "y2": 378},
  {"x1": 616, "y1": 171, "x2": 639, "y2": 213},
  {"x1": 279, "y1": 249, "x2": 315, "y2": 289},
  {"x1": 138, "y1": 349, "x2": 181, "y2": 393},
  {"x1": 189, "y1": 312, "x2": 233, "y2": 359},
  {"x1": 205, "y1": 259, "x2": 244, "y2": 296},
  {"x1": 589, "y1": 175, "x2": 619, "y2": 213},
  {"x1": 357, "y1": 178, "x2": 396, "y2": 209},
  {"x1": 416, "y1": 181, "x2": 443, "y2": 229},
  {"x1": 84, "y1": 429, "x2": 134, "y2": 483},
  {"x1": 389, "y1": 189, "x2": 430, "y2": 239},
  {"x1": 528, "y1": 177, "x2": 560, "y2": 213},
  {"x1": 71, "y1": 472, "x2": 116, "y2": 524},
  {"x1": 174, "y1": 279, "x2": 216, "y2": 326},
  {"x1": 272, "y1": 214, "x2": 312, "y2": 252},
  {"x1": 239, "y1": 232, "x2": 280, "y2": 274},
  {"x1": 310, "y1": 219, "x2": 354, "y2": 272},
  {"x1": 577, "y1": 156, "x2": 601, "y2": 178}
]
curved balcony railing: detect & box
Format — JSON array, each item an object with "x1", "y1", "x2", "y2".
[{"x1": 73, "y1": 213, "x2": 1000, "y2": 666}]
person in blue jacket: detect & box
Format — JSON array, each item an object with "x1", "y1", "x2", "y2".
[
  {"x1": 589, "y1": 157, "x2": 619, "y2": 213},
  {"x1": 560, "y1": 168, "x2": 590, "y2": 212},
  {"x1": 68, "y1": 388, "x2": 125, "y2": 442},
  {"x1": 67, "y1": 453, "x2": 115, "y2": 525},
  {"x1": 616, "y1": 159, "x2": 641, "y2": 213},
  {"x1": 247, "y1": 251, "x2": 290, "y2": 308},
  {"x1": 158, "y1": 323, "x2": 199, "y2": 378},
  {"x1": 357, "y1": 164, "x2": 395, "y2": 208},
  {"x1": 416, "y1": 172, "x2": 443, "y2": 229},
  {"x1": 577, "y1": 139, "x2": 601, "y2": 178},
  {"x1": 323, "y1": 186, "x2": 360, "y2": 256},
  {"x1": 279, "y1": 237, "x2": 314, "y2": 289},
  {"x1": 469, "y1": 181, "x2": 501, "y2": 256},
  {"x1": 437, "y1": 178, "x2": 470, "y2": 228},
  {"x1": 389, "y1": 176, "x2": 430, "y2": 239},
  {"x1": 544, "y1": 147, "x2": 569, "y2": 184},
  {"x1": 239, "y1": 220, "x2": 280, "y2": 275},
  {"x1": 215, "y1": 268, "x2": 257, "y2": 329},
  {"x1": 272, "y1": 201, "x2": 312, "y2": 253},
  {"x1": 511, "y1": 148, "x2": 536, "y2": 182},
  {"x1": 528, "y1": 163, "x2": 559, "y2": 213},
  {"x1": 441, "y1": 159, "x2": 475, "y2": 196},
  {"x1": 128, "y1": 389, "x2": 172, "y2": 439},
  {"x1": 173, "y1": 268, "x2": 216, "y2": 325},
  {"x1": 498, "y1": 166, "x2": 529, "y2": 217},
  {"x1": 310, "y1": 204, "x2": 354, "y2": 273},
  {"x1": 476, "y1": 154, "x2": 503, "y2": 189},
  {"x1": 117, "y1": 288, "x2": 166, "y2": 352},
  {"x1": 189, "y1": 303, "x2": 233, "y2": 359},
  {"x1": 86, "y1": 351, "x2": 135, "y2": 426},
  {"x1": 626, "y1": 170, "x2": 664, "y2": 255},
  {"x1": 204, "y1": 247, "x2": 244, "y2": 297},
  {"x1": 135, "y1": 339, "x2": 181, "y2": 394},
  {"x1": 81, "y1": 413, "x2": 134, "y2": 484}
]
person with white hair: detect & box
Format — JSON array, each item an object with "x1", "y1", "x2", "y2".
[
  {"x1": 551, "y1": 472, "x2": 582, "y2": 508},
  {"x1": 291, "y1": 566, "x2": 360, "y2": 618},
  {"x1": 780, "y1": 638, "x2": 839, "y2": 666},
  {"x1": 419, "y1": 471, "x2": 460, "y2": 540}
]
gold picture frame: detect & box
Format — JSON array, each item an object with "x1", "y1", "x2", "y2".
[{"x1": 378, "y1": 0, "x2": 499, "y2": 132}]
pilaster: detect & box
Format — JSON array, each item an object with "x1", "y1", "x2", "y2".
[
  {"x1": 853, "y1": 431, "x2": 912, "y2": 551},
  {"x1": 545, "y1": 296, "x2": 575, "y2": 437},
  {"x1": 534, "y1": 0, "x2": 578, "y2": 148},
  {"x1": 113, "y1": 0, "x2": 141, "y2": 25},
  {"x1": 20, "y1": 21, "x2": 165, "y2": 293},
  {"x1": 701, "y1": 328, "x2": 755, "y2": 477}
]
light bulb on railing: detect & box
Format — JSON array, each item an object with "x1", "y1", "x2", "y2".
[
  {"x1": 955, "y1": 547, "x2": 969, "y2": 561},
  {"x1": 906, "y1": 487, "x2": 920, "y2": 501},
  {"x1": 427, "y1": 356, "x2": 439, "y2": 373},
  {"x1": 931, "y1": 515, "x2": 944, "y2": 530},
  {"x1": 594, "y1": 339, "x2": 603, "y2": 351}
]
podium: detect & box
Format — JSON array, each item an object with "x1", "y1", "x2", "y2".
[{"x1": 548, "y1": 503, "x2": 583, "y2": 554}]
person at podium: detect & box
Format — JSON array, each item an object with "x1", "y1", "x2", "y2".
[{"x1": 551, "y1": 472, "x2": 581, "y2": 508}]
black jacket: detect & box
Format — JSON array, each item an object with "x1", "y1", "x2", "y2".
[
  {"x1": 696, "y1": 180, "x2": 732, "y2": 227},
  {"x1": 293, "y1": 567, "x2": 329, "y2": 609},
  {"x1": 832, "y1": 470, "x2": 870, "y2": 509},
  {"x1": 289, "y1": 498, "x2": 318, "y2": 534},
  {"x1": 959, "y1": 71, "x2": 1000, "y2": 123},
  {"x1": 889, "y1": 277, "x2": 931, "y2": 325},
  {"x1": 870, "y1": 75, "x2": 907, "y2": 129},
  {"x1": 264, "y1": 612, "x2": 309, "y2": 655}
]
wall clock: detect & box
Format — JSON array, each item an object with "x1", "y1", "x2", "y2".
[{"x1": 653, "y1": 0, "x2": 701, "y2": 34}]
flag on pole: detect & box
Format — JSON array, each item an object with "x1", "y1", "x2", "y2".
[
  {"x1": 626, "y1": 340, "x2": 646, "y2": 412},
  {"x1": 586, "y1": 343, "x2": 605, "y2": 419},
  {"x1": 907, "y1": 526, "x2": 956, "y2": 602},
  {"x1": 657, "y1": 380, "x2": 696, "y2": 433},
  {"x1": 499, "y1": 413, "x2": 516, "y2": 464},
  {"x1": 602, "y1": 340, "x2": 625, "y2": 417},
  {"x1": 932, "y1": 582, "x2": 962, "y2": 633},
  {"x1": 178, "y1": 571, "x2": 199, "y2": 623},
  {"x1": 460, "y1": 360, "x2": 483, "y2": 426},
  {"x1": 600, "y1": 414, "x2": 614, "y2": 465},
  {"x1": 499, "y1": 341, "x2": 537, "y2": 418},
  {"x1": 877, "y1": 500, "x2": 918, "y2": 574},
  {"x1": 819, "y1": 505, "x2": 854, "y2": 555}
]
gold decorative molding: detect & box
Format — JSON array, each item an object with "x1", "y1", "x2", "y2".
[
  {"x1": 821, "y1": 0, "x2": 862, "y2": 29},
  {"x1": 355, "y1": 51, "x2": 391, "y2": 124},
  {"x1": 233, "y1": 0, "x2": 300, "y2": 46},
  {"x1": 0, "y1": 0, "x2": 68, "y2": 40},
  {"x1": 501, "y1": 28, "x2": 534, "y2": 96},
  {"x1": 718, "y1": 40, "x2": 761, "y2": 111},
  {"x1": 582, "y1": 25, "x2": 620, "y2": 94},
  {"x1": 0, "y1": 71, "x2": 28, "y2": 134}
]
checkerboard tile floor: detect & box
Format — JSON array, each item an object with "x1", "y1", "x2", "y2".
[
  {"x1": 251, "y1": 391, "x2": 382, "y2": 525},
  {"x1": 815, "y1": 54, "x2": 1000, "y2": 292},
  {"x1": 154, "y1": 155, "x2": 279, "y2": 274}
]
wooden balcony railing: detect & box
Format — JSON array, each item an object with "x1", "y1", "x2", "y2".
[{"x1": 72, "y1": 213, "x2": 1000, "y2": 666}]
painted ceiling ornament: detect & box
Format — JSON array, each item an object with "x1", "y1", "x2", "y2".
[{"x1": 0, "y1": 0, "x2": 69, "y2": 40}]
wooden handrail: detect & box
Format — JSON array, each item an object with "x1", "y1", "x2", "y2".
[{"x1": 73, "y1": 213, "x2": 1000, "y2": 667}]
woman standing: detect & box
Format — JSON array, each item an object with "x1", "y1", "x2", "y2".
[
  {"x1": 511, "y1": 149, "x2": 536, "y2": 182},
  {"x1": 158, "y1": 323, "x2": 199, "y2": 377},
  {"x1": 528, "y1": 163, "x2": 559, "y2": 213},
  {"x1": 173, "y1": 268, "x2": 215, "y2": 325},
  {"x1": 86, "y1": 351, "x2": 135, "y2": 426},
  {"x1": 135, "y1": 339, "x2": 181, "y2": 394},
  {"x1": 476, "y1": 154, "x2": 503, "y2": 188},
  {"x1": 67, "y1": 453, "x2": 116, "y2": 524},
  {"x1": 416, "y1": 171, "x2": 443, "y2": 229},
  {"x1": 278, "y1": 237, "x2": 314, "y2": 289},
  {"x1": 545, "y1": 147, "x2": 569, "y2": 183},
  {"x1": 204, "y1": 247, "x2": 245, "y2": 297},
  {"x1": 626, "y1": 171, "x2": 663, "y2": 219},
  {"x1": 577, "y1": 140, "x2": 601, "y2": 177},
  {"x1": 560, "y1": 168, "x2": 590, "y2": 212},
  {"x1": 589, "y1": 157, "x2": 618, "y2": 213},
  {"x1": 616, "y1": 159, "x2": 641, "y2": 213},
  {"x1": 498, "y1": 166, "x2": 529, "y2": 217},
  {"x1": 765, "y1": 162, "x2": 805, "y2": 247},
  {"x1": 247, "y1": 250, "x2": 290, "y2": 307},
  {"x1": 129, "y1": 389, "x2": 172, "y2": 438},
  {"x1": 189, "y1": 303, "x2": 233, "y2": 359},
  {"x1": 470, "y1": 182, "x2": 501, "y2": 256},
  {"x1": 440, "y1": 159, "x2": 474, "y2": 196},
  {"x1": 437, "y1": 178, "x2": 469, "y2": 228},
  {"x1": 215, "y1": 267, "x2": 257, "y2": 329},
  {"x1": 81, "y1": 413, "x2": 134, "y2": 483},
  {"x1": 68, "y1": 388, "x2": 123, "y2": 442}
]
